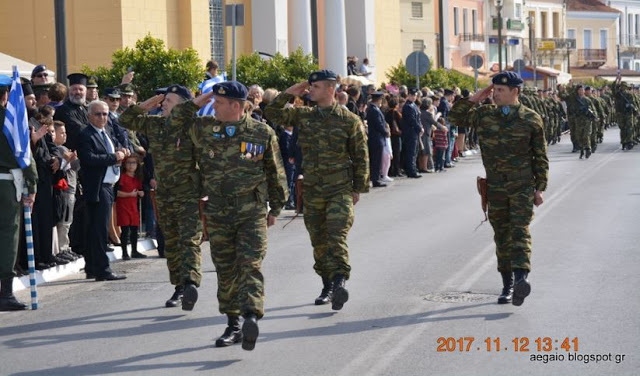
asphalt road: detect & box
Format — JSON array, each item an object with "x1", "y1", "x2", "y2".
[{"x1": 1, "y1": 129, "x2": 638, "y2": 376}]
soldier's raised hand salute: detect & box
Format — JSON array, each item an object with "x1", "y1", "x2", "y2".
[
  {"x1": 138, "y1": 94, "x2": 164, "y2": 112},
  {"x1": 284, "y1": 81, "x2": 310, "y2": 97},
  {"x1": 469, "y1": 84, "x2": 494, "y2": 104}
]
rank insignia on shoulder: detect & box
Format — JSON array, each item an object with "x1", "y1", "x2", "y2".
[
  {"x1": 208, "y1": 150, "x2": 215, "y2": 158},
  {"x1": 213, "y1": 125, "x2": 220, "y2": 132}
]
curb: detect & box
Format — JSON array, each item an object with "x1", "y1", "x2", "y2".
[{"x1": 13, "y1": 238, "x2": 158, "y2": 292}]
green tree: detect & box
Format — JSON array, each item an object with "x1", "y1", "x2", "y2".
[
  {"x1": 82, "y1": 35, "x2": 203, "y2": 100},
  {"x1": 235, "y1": 47, "x2": 318, "y2": 90},
  {"x1": 385, "y1": 60, "x2": 478, "y2": 91}
]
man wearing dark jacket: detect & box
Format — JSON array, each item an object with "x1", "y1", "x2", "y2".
[{"x1": 365, "y1": 92, "x2": 388, "y2": 187}]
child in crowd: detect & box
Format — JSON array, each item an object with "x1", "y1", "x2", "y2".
[
  {"x1": 116, "y1": 155, "x2": 146, "y2": 260},
  {"x1": 433, "y1": 117, "x2": 449, "y2": 172}
]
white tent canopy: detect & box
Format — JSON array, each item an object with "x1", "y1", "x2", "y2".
[{"x1": 0, "y1": 52, "x2": 55, "y2": 80}]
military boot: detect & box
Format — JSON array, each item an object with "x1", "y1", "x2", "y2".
[
  {"x1": 585, "y1": 149, "x2": 592, "y2": 159},
  {"x1": 314, "y1": 277, "x2": 333, "y2": 305},
  {"x1": 165, "y1": 285, "x2": 184, "y2": 308},
  {"x1": 579, "y1": 149, "x2": 584, "y2": 159},
  {"x1": 497, "y1": 272, "x2": 513, "y2": 304},
  {"x1": 215, "y1": 315, "x2": 242, "y2": 347},
  {"x1": 331, "y1": 274, "x2": 349, "y2": 311},
  {"x1": 0, "y1": 278, "x2": 27, "y2": 311},
  {"x1": 512, "y1": 269, "x2": 531, "y2": 307},
  {"x1": 182, "y1": 282, "x2": 198, "y2": 311},
  {"x1": 241, "y1": 314, "x2": 259, "y2": 351}
]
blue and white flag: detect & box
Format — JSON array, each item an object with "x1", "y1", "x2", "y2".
[
  {"x1": 197, "y1": 73, "x2": 227, "y2": 117},
  {"x1": 2, "y1": 66, "x2": 31, "y2": 168}
]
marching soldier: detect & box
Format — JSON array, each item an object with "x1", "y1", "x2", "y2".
[
  {"x1": 264, "y1": 70, "x2": 370, "y2": 311},
  {"x1": 119, "y1": 85, "x2": 204, "y2": 310},
  {"x1": 610, "y1": 76, "x2": 637, "y2": 150},
  {"x1": 449, "y1": 71, "x2": 549, "y2": 307},
  {"x1": 171, "y1": 81, "x2": 287, "y2": 351}
]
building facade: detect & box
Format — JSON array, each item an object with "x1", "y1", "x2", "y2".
[
  {"x1": 567, "y1": 0, "x2": 619, "y2": 70},
  {"x1": 0, "y1": 0, "x2": 212, "y2": 74},
  {"x1": 606, "y1": 0, "x2": 640, "y2": 70}
]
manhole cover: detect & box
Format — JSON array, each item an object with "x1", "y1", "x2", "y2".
[{"x1": 423, "y1": 291, "x2": 496, "y2": 303}]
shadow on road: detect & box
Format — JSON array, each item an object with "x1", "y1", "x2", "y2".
[{"x1": 8, "y1": 345, "x2": 239, "y2": 376}]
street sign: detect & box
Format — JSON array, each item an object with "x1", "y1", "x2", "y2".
[
  {"x1": 405, "y1": 51, "x2": 430, "y2": 77},
  {"x1": 513, "y1": 59, "x2": 527, "y2": 72},
  {"x1": 469, "y1": 55, "x2": 484, "y2": 70},
  {"x1": 225, "y1": 4, "x2": 244, "y2": 26},
  {"x1": 537, "y1": 40, "x2": 556, "y2": 51}
]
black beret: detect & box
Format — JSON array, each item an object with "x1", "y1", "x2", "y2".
[
  {"x1": 492, "y1": 71, "x2": 524, "y2": 87},
  {"x1": 584, "y1": 86, "x2": 592, "y2": 91},
  {"x1": 408, "y1": 87, "x2": 419, "y2": 95},
  {"x1": 104, "y1": 87, "x2": 121, "y2": 98},
  {"x1": 31, "y1": 64, "x2": 47, "y2": 77},
  {"x1": 211, "y1": 81, "x2": 248, "y2": 100},
  {"x1": 87, "y1": 76, "x2": 98, "y2": 88},
  {"x1": 308, "y1": 69, "x2": 338, "y2": 84},
  {"x1": 155, "y1": 87, "x2": 168, "y2": 95},
  {"x1": 67, "y1": 73, "x2": 88, "y2": 86},
  {"x1": 166, "y1": 84, "x2": 192, "y2": 100}
]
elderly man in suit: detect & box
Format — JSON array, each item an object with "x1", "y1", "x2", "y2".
[{"x1": 77, "y1": 100, "x2": 129, "y2": 281}]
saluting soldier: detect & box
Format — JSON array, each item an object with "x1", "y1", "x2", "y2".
[
  {"x1": 449, "y1": 71, "x2": 549, "y2": 307},
  {"x1": 171, "y1": 81, "x2": 287, "y2": 351},
  {"x1": 119, "y1": 85, "x2": 204, "y2": 310},
  {"x1": 264, "y1": 70, "x2": 370, "y2": 310}
]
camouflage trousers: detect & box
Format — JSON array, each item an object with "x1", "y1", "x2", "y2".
[
  {"x1": 303, "y1": 192, "x2": 354, "y2": 280},
  {"x1": 487, "y1": 180, "x2": 535, "y2": 273},
  {"x1": 568, "y1": 118, "x2": 577, "y2": 146},
  {"x1": 574, "y1": 118, "x2": 592, "y2": 150},
  {"x1": 205, "y1": 201, "x2": 267, "y2": 319},
  {"x1": 617, "y1": 118, "x2": 634, "y2": 144},
  {"x1": 155, "y1": 193, "x2": 202, "y2": 287}
]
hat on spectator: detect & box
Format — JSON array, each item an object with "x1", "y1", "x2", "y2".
[
  {"x1": 408, "y1": 87, "x2": 419, "y2": 95},
  {"x1": 166, "y1": 84, "x2": 193, "y2": 100},
  {"x1": 211, "y1": 81, "x2": 248, "y2": 100},
  {"x1": 21, "y1": 80, "x2": 35, "y2": 97},
  {"x1": 31, "y1": 65, "x2": 47, "y2": 78},
  {"x1": 491, "y1": 71, "x2": 524, "y2": 87},
  {"x1": 370, "y1": 91, "x2": 385, "y2": 100},
  {"x1": 87, "y1": 76, "x2": 98, "y2": 88},
  {"x1": 104, "y1": 87, "x2": 121, "y2": 99},
  {"x1": 119, "y1": 83, "x2": 135, "y2": 95},
  {"x1": 0, "y1": 75, "x2": 11, "y2": 87},
  {"x1": 67, "y1": 73, "x2": 88, "y2": 87},
  {"x1": 308, "y1": 70, "x2": 338, "y2": 84}
]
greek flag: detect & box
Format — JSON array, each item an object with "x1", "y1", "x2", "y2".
[
  {"x1": 197, "y1": 73, "x2": 227, "y2": 117},
  {"x1": 2, "y1": 66, "x2": 31, "y2": 168}
]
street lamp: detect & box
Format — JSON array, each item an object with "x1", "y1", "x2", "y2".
[
  {"x1": 495, "y1": 0, "x2": 504, "y2": 71},
  {"x1": 528, "y1": 15, "x2": 537, "y2": 87}
]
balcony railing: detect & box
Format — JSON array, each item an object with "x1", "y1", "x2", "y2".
[
  {"x1": 578, "y1": 49, "x2": 607, "y2": 62},
  {"x1": 458, "y1": 34, "x2": 485, "y2": 42}
]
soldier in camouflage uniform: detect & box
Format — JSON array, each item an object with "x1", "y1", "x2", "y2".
[
  {"x1": 119, "y1": 85, "x2": 204, "y2": 310},
  {"x1": 449, "y1": 71, "x2": 549, "y2": 307},
  {"x1": 171, "y1": 81, "x2": 287, "y2": 351},
  {"x1": 611, "y1": 76, "x2": 637, "y2": 150},
  {"x1": 264, "y1": 70, "x2": 370, "y2": 311}
]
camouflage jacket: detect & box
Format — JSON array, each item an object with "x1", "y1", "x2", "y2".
[
  {"x1": 449, "y1": 99, "x2": 549, "y2": 192},
  {"x1": 264, "y1": 93, "x2": 370, "y2": 196},
  {"x1": 171, "y1": 101, "x2": 287, "y2": 217},
  {"x1": 119, "y1": 105, "x2": 201, "y2": 197}
]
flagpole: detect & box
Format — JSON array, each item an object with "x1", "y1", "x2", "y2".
[{"x1": 23, "y1": 187, "x2": 38, "y2": 310}]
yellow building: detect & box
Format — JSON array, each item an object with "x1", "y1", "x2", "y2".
[
  {"x1": 0, "y1": 0, "x2": 211, "y2": 75},
  {"x1": 566, "y1": 0, "x2": 620, "y2": 69}
]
